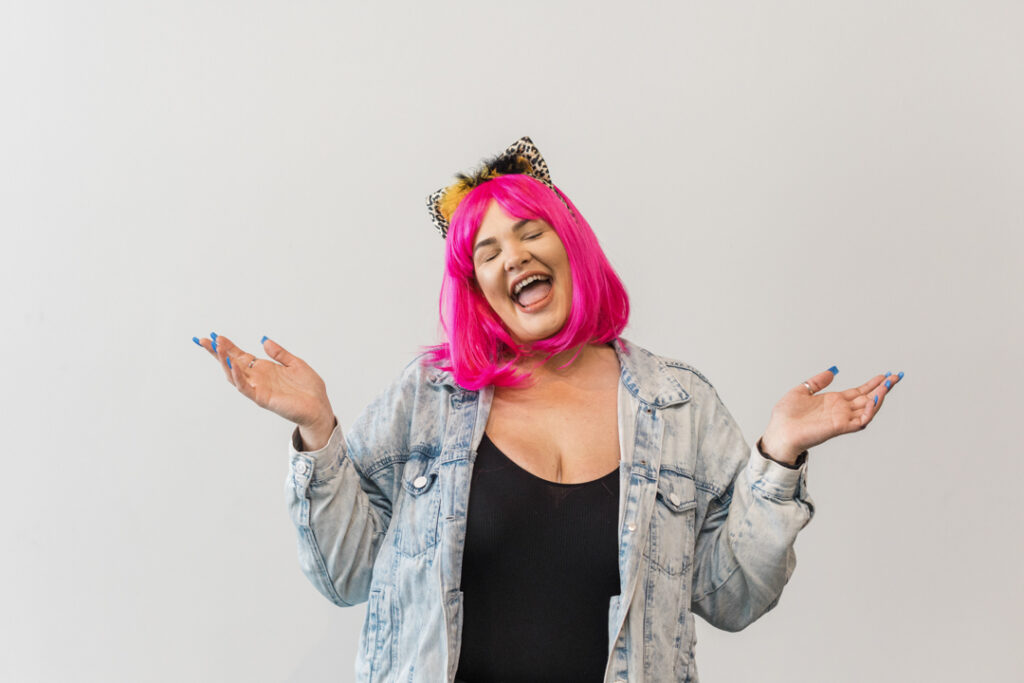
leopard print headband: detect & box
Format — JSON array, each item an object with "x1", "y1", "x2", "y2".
[{"x1": 426, "y1": 136, "x2": 559, "y2": 239}]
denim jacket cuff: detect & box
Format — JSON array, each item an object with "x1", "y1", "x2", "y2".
[
  {"x1": 747, "y1": 444, "x2": 807, "y2": 500},
  {"x1": 288, "y1": 421, "x2": 346, "y2": 485}
]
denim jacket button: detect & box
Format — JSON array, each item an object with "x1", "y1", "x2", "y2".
[
  {"x1": 669, "y1": 492, "x2": 681, "y2": 507},
  {"x1": 413, "y1": 475, "x2": 428, "y2": 489},
  {"x1": 295, "y1": 461, "x2": 309, "y2": 475},
  {"x1": 627, "y1": 523, "x2": 636, "y2": 532}
]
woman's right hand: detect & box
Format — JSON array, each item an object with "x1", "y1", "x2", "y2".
[{"x1": 194, "y1": 333, "x2": 336, "y2": 448}]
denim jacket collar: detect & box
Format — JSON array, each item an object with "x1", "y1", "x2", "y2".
[{"x1": 425, "y1": 336, "x2": 691, "y2": 408}]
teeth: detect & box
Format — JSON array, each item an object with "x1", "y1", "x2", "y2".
[{"x1": 512, "y1": 274, "x2": 548, "y2": 297}]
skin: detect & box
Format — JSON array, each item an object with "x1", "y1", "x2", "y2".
[
  {"x1": 196, "y1": 199, "x2": 902, "y2": 466},
  {"x1": 471, "y1": 200, "x2": 572, "y2": 344}
]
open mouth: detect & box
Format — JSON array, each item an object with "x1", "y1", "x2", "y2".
[{"x1": 511, "y1": 274, "x2": 553, "y2": 310}]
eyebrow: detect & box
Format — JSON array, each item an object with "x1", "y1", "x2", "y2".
[{"x1": 473, "y1": 219, "x2": 532, "y2": 255}]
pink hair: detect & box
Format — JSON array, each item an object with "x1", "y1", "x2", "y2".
[{"x1": 424, "y1": 174, "x2": 629, "y2": 389}]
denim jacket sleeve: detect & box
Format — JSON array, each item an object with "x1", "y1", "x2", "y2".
[
  {"x1": 284, "y1": 358, "x2": 444, "y2": 608},
  {"x1": 690, "y1": 385, "x2": 815, "y2": 632},
  {"x1": 286, "y1": 420, "x2": 392, "y2": 607}
]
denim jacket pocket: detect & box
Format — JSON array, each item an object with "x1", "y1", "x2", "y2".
[
  {"x1": 393, "y1": 453, "x2": 442, "y2": 558},
  {"x1": 647, "y1": 469, "x2": 698, "y2": 576}
]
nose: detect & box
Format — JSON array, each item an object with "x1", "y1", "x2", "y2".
[{"x1": 503, "y1": 242, "x2": 531, "y2": 271}]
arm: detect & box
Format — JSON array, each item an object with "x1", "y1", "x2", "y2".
[
  {"x1": 690, "y1": 390, "x2": 815, "y2": 632},
  {"x1": 192, "y1": 332, "x2": 403, "y2": 607},
  {"x1": 690, "y1": 364, "x2": 901, "y2": 630},
  {"x1": 286, "y1": 418, "x2": 392, "y2": 607}
]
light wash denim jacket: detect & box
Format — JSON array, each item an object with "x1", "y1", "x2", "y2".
[{"x1": 286, "y1": 338, "x2": 814, "y2": 682}]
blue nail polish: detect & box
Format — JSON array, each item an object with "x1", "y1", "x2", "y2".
[
  {"x1": 885, "y1": 372, "x2": 891, "y2": 377},
  {"x1": 192, "y1": 336, "x2": 201, "y2": 347},
  {"x1": 897, "y1": 371, "x2": 904, "y2": 379},
  {"x1": 211, "y1": 340, "x2": 218, "y2": 352},
  {"x1": 874, "y1": 395, "x2": 878, "y2": 405},
  {"x1": 210, "y1": 332, "x2": 218, "y2": 339},
  {"x1": 827, "y1": 365, "x2": 838, "y2": 375},
  {"x1": 261, "y1": 335, "x2": 268, "y2": 344},
  {"x1": 884, "y1": 380, "x2": 891, "y2": 389},
  {"x1": 226, "y1": 356, "x2": 232, "y2": 369}
]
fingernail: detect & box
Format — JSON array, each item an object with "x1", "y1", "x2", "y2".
[
  {"x1": 874, "y1": 395, "x2": 878, "y2": 405},
  {"x1": 885, "y1": 372, "x2": 891, "y2": 377},
  {"x1": 884, "y1": 380, "x2": 891, "y2": 389},
  {"x1": 226, "y1": 356, "x2": 232, "y2": 369},
  {"x1": 211, "y1": 340, "x2": 218, "y2": 352},
  {"x1": 192, "y1": 336, "x2": 201, "y2": 347},
  {"x1": 897, "y1": 371, "x2": 904, "y2": 379},
  {"x1": 261, "y1": 335, "x2": 268, "y2": 344},
  {"x1": 210, "y1": 332, "x2": 218, "y2": 339},
  {"x1": 827, "y1": 366, "x2": 838, "y2": 375}
]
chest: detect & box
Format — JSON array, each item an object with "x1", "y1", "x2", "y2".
[{"x1": 484, "y1": 379, "x2": 620, "y2": 484}]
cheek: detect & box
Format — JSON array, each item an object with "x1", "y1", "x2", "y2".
[{"x1": 474, "y1": 271, "x2": 505, "y2": 306}]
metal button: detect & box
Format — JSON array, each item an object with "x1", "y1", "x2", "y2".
[
  {"x1": 413, "y1": 475, "x2": 428, "y2": 489},
  {"x1": 295, "y1": 461, "x2": 309, "y2": 475},
  {"x1": 627, "y1": 523, "x2": 636, "y2": 532},
  {"x1": 669, "y1": 492, "x2": 681, "y2": 507}
]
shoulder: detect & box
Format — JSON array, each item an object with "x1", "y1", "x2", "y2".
[
  {"x1": 622, "y1": 340, "x2": 751, "y2": 486},
  {"x1": 346, "y1": 354, "x2": 465, "y2": 462},
  {"x1": 616, "y1": 337, "x2": 721, "y2": 406}
]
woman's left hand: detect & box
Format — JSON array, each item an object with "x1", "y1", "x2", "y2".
[{"x1": 760, "y1": 367, "x2": 903, "y2": 465}]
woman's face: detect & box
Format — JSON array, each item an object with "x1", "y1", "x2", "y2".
[{"x1": 471, "y1": 200, "x2": 572, "y2": 345}]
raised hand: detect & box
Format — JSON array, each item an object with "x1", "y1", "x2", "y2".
[
  {"x1": 760, "y1": 367, "x2": 903, "y2": 465},
  {"x1": 193, "y1": 333, "x2": 336, "y2": 448}
]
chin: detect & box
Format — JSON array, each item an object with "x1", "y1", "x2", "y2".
[{"x1": 512, "y1": 319, "x2": 567, "y2": 345}]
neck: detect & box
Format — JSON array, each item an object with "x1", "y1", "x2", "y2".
[{"x1": 511, "y1": 341, "x2": 616, "y2": 384}]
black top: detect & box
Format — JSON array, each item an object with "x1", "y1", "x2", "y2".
[{"x1": 455, "y1": 433, "x2": 621, "y2": 683}]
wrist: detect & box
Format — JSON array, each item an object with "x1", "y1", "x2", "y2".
[
  {"x1": 757, "y1": 435, "x2": 806, "y2": 469},
  {"x1": 298, "y1": 412, "x2": 336, "y2": 452}
]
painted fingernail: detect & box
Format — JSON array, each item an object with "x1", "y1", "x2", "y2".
[
  {"x1": 885, "y1": 372, "x2": 891, "y2": 377},
  {"x1": 827, "y1": 366, "x2": 838, "y2": 375},
  {"x1": 210, "y1": 332, "x2": 218, "y2": 339},
  {"x1": 226, "y1": 356, "x2": 232, "y2": 369},
  {"x1": 211, "y1": 340, "x2": 218, "y2": 352},
  {"x1": 897, "y1": 371, "x2": 904, "y2": 379},
  {"x1": 261, "y1": 335, "x2": 268, "y2": 344},
  {"x1": 874, "y1": 395, "x2": 878, "y2": 405},
  {"x1": 192, "y1": 336, "x2": 201, "y2": 347},
  {"x1": 884, "y1": 380, "x2": 891, "y2": 389}
]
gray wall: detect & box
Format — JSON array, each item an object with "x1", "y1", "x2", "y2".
[{"x1": 3, "y1": 1, "x2": 1020, "y2": 681}]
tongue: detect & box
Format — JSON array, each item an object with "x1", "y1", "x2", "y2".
[{"x1": 517, "y1": 281, "x2": 552, "y2": 307}]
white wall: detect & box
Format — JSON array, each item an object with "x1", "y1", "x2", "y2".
[{"x1": 2, "y1": 1, "x2": 1020, "y2": 681}]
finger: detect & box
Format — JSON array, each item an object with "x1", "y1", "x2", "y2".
[
  {"x1": 856, "y1": 374, "x2": 886, "y2": 395},
  {"x1": 228, "y1": 353, "x2": 260, "y2": 400},
  {"x1": 211, "y1": 333, "x2": 248, "y2": 359},
  {"x1": 802, "y1": 366, "x2": 839, "y2": 394},
  {"x1": 210, "y1": 333, "x2": 247, "y2": 386},
  {"x1": 195, "y1": 336, "x2": 219, "y2": 359},
  {"x1": 840, "y1": 374, "x2": 886, "y2": 401},
  {"x1": 261, "y1": 336, "x2": 300, "y2": 367},
  {"x1": 859, "y1": 372, "x2": 902, "y2": 427}
]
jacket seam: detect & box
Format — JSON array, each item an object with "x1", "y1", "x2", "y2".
[
  {"x1": 303, "y1": 522, "x2": 354, "y2": 607},
  {"x1": 693, "y1": 560, "x2": 741, "y2": 601}
]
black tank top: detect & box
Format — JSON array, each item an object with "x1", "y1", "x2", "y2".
[{"x1": 455, "y1": 433, "x2": 621, "y2": 683}]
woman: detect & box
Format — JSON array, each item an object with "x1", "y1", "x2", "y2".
[{"x1": 194, "y1": 137, "x2": 902, "y2": 682}]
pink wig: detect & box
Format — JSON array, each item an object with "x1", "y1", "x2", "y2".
[{"x1": 424, "y1": 174, "x2": 629, "y2": 389}]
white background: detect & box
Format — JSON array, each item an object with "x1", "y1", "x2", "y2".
[{"x1": 2, "y1": 1, "x2": 1021, "y2": 681}]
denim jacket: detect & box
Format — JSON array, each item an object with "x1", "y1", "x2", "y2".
[{"x1": 286, "y1": 338, "x2": 814, "y2": 682}]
